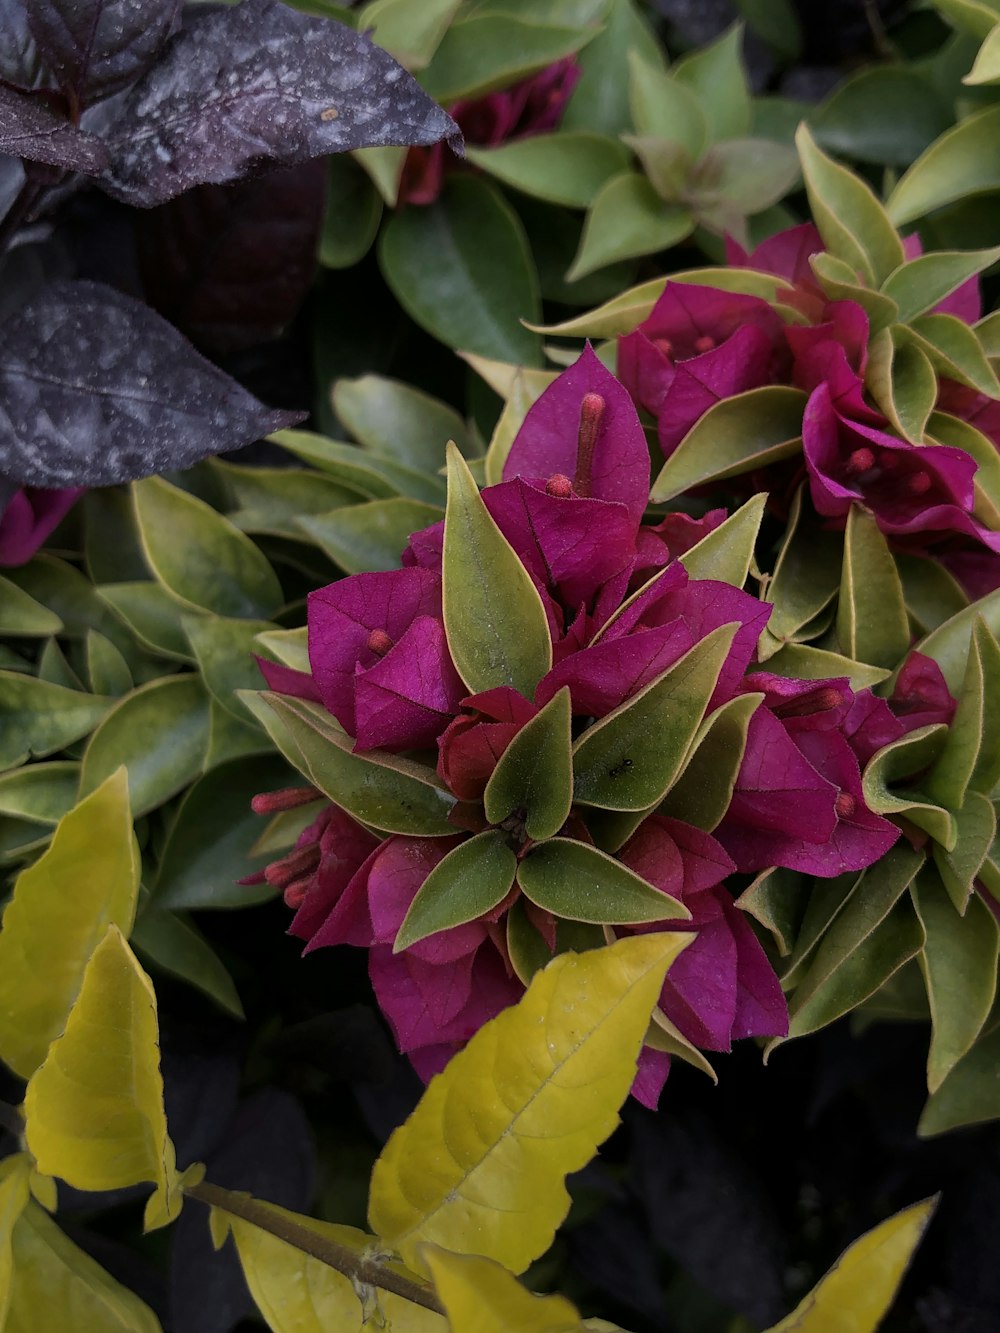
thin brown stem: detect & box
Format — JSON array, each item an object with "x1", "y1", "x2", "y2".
[{"x1": 184, "y1": 1180, "x2": 444, "y2": 1317}]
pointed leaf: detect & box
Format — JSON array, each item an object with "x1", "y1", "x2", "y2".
[
  {"x1": 899, "y1": 312, "x2": 1000, "y2": 397},
  {"x1": 517, "y1": 838, "x2": 689, "y2": 924},
  {"x1": 484, "y1": 688, "x2": 572, "y2": 840},
  {"x1": 333, "y1": 373, "x2": 470, "y2": 471},
  {"x1": 888, "y1": 104, "x2": 1000, "y2": 227},
  {"x1": 443, "y1": 442, "x2": 551, "y2": 697},
  {"x1": 811, "y1": 252, "x2": 900, "y2": 328},
  {"x1": 932, "y1": 791, "x2": 995, "y2": 911},
  {"x1": 762, "y1": 487, "x2": 841, "y2": 653},
  {"x1": 420, "y1": 15, "x2": 588, "y2": 102},
  {"x1": 0, "y1": 762, "x2": 79, "y2": 826},
  {"x1": 131, "y1": 908, "x2": 244, "y2": 1019},
  {"x1": 926, "y1": 619, "x2": 1000, "y2": 808},
  {"x1": 368, "y1": 933, "x2": 690, "y2": 1273},
  {"x1": 0, "y1": 575, "x2": 62, "y2": 638},
  {"x1": 424, "y1": 1247, "x2": 585, "y2": 1332},
  {"x1": 673, "y1": 24, "x2": 751, "y2": 141},
  {"x1": 766, "y1": 1198, "x2": 936, "y2": 1333},
  {"x1": 916, "y1": 587, "x2": 1000, "y2": 693},
  {"x1": 568, "y1": 172, "x2": 693, "y2": 280},
  {"x1": 300, "y1": 499, "x2": 442, "y2": 574},
  {"x1": 919, "y1": 1017, "x2": 1000, "y2": 1135},
  {"x1": 466, "y1": 132, "x2": 632, "y2": 209},
  {"x1": 99, "y1": 582, "x2": 194, "y2": 662},
  {"x1": 0, "y1": 1155, "x2": 31, "y2": 1328},
  {"x1": 837, "y1": 504, "x2": 910, "y2": 670},
  {"x1": 661, "y1": 691, "x2": 763, "y2": 831},
  {"x1": 678, "y1": 493, "x2": 766, "y2": 588},
  {"x1": 0, "y1": 770, "x2": 138, "y2": 1080},
  {"x1": 627, "y1": 52, "x2": 707, "y2": 156},
  {"x1": 864, "y1": 330, "x2": 936, "y2": 444},
  {"x1": 0, "y1": 672, "x2": 111, "y2": 769},
  {"x1": 359, "y1": 0, "x2": 460, "y2": 70},
  {"x1": 572, "y1": 624, "x2": 738, "y2": 811},
  {"x1": 881, "y1": 246, "x2": 1000, "y2": 323},
  {"x1": 862, "y1": 725, "x2": 956, "y2": 848},
  {"x1": 0, "y1": 83, "x2": 109, "y2": 173},
  {"x1": 764, "y1": 642, "x2": 890, "y2": 690},
  {"x1": 395, "y1": 831, "x2": 518, "y2": 951}
]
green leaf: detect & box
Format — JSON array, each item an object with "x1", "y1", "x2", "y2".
[
  {"x1": 85, "y1": 631, "x2": 133, "y2": 698},
  {"x1": 5, "y1": 1199, "x2": 163, "y2": 1333},
  {"x1": 568, "y1": 172, "x2": 693, "y2": 280},
  {"x1": 380, "y1": 176, "x2": 542, "y2": 365},
  {"x1": 810, "y1": 252, "x2": 900, "y2": 330},
  {"x1": 99, "y1": 582, "x2": 195, "y2": 662},
  {"x1": 81, "y1": 676, "x2": 211, "y2": 817},
  {"x1": 965, "y1": 18, "x2": 1000, "y2": 82},
  {"x1": 932, "y1": 791, "x2": 996, "y2": 911},
  {"x1": 561, "y1": 0, "x2": 663, "y2": 137},
  {"x1": 182, "y1": 615, "x2": 275, "y2": 725},
  {"x1": 673, "y1": 24, "x2": 751, "y2": 141},
  {"x1": 933, "y1": 0, "x2": 1000, "y2": 38},
  {"x1": 484, "y1": 368, "x2": 551, "y2": 486},
  {"x1": 483, "y1": 688, "x2": 572, "y2": 840},
  {"x1": 153, "y1": 755, "x2": 294, "y2": 910},
  {"x1": 420, "y1": 15, "x2": 590, "y2": 102},
  {"x1": 270, "y1": 430, "x2": 442, "y2": 504},
  {"x1": 395, "y1": 831, "x2": 518, "y2": 951},
  {"x1": 0, "y1": 762, "x2": 79, "y2": 825},
  {"x1": 882, "y1": 246, "x2": 1000, "y2": 323},
  {"x1": 319, "y1": 154, "x2": 381, "y2": 269},
  {"x1": 899, "y1": 312, "x2": 1000, "y2": 396},
  {"x1": 242, "y1": 692, "x2": 456, "y2": 836},
  {"x1": 572, "y1": 624, "x2": 737, "y2": 810},
  {"x1": 764, "y1": 642, "x2": 890, "y2": 690},
  {"x1": 916, "y1": 586, "x2": 1000, "y2": 693},
  {"x1": 297, "y1": 499, "x2": 442, "y2": 574},
  {"x1": 37, "y1": 638, "x2": 84, "y2": 691},
  {"x1": 466, "y1": 132, "x2": 631, "y2": 209},
  {"x1": 888, "y1": 104, "x2": 1000, "y2": 227},
  {"x1": 926, "y1": 619, "x2": 1000, "y2": 809},
  {"x1": 737, "y1": 867, "x2": 807, "y2": 957},
  {"x1": 517, "y1": 838, "x2": 689, "y2": 923},
  {"x1": 132, "y1": 477, "x2": 282, "y2": 619},
  {"x1": 204, "y1": 699, "x2": 270, "y2": 770},
  {"x1": 423, "y1": 1247, "x2": 586, "y2": 1332},
  {"x1": 913, "y1": 869, "x2": 998, "y2": 1091},
  {"x1": 837, "y1": 504, "x2": 910, "y2": 669},
  {"x1": 254, "y1": 626, "x2": 309, "y2": 672},
  {"x1": 0, "y1": 769, "x2": 139, "y2": 1080},
  {"x1": 810, "y1": 66, "x2": 952, "y2": 167},
  {"x1": 765, "y1": 1198, "x2": 936, "y2": 1333},
  {"x1": 650, "y1": 386, "x2": 806, "y2": 501},
  {"x1": 132, "y1": 907, "x2": 244, "y2": 1019},
  {"x1": 919, "y1": 1015, "x2": 1000, "y2": 1135},
  {"x1": 506, "y1": 898, "x2": 555, "y2": 984},
  {"x1": 627, "y1": 52, "x2": 707, "y2": 156},
  {"x1": 443, "y1": 442, "x2": 552, "y2": 696},
  {"x1": 0, "y1": 574, "x2": 61, "y2": 637},
  {"x1": 4, "y1": 555, "x2": 132, "y2": 651},
  {"x1": 862, "y1": 725, "x2": 956, "y2": 848},
  {"x1": 212, "y1": 461, "x2": 359, "y2": 539},
  {"x1": 864, "y1": 330, "x2": 937, "y2": 444},
  {"x1": 358, "y1": 0, "x2": 460, "y2": 68},
  {"x1": 661, "y1": 692, "x2": 763, "y2": 831},
  {"x1": 896, "y1": 554, "x2": 969, "y2": 636},
  {"x1": 795, "y1": 123, "x2": 904, "y2": 285},
  {"x1": 0, "y1": 1156, "x2": 31, "y2": 1328},
  {"x1": 928, "y1": 410, "x2": 1000, "y2": 529},
  {"x1": 333, "y1": 374, "x2": 471, "y2": 472},
  {"x1": 24, "y1": 925, "x2": 187, "y2": 1229},
  {"x1": 692, "y1": 139, "x2": 800, "y2": 223},
  {"x1": 678, "y1": 492, "x2": 766, "y2": 587},
  {"x1": 0, "y1": 673, "x2": 111, "y2": 769},
  {"x1": 761, "y1": 487, "x2": 841, "y2": 654},
  {"x1": 368, "y1": 933, "x2": 690, "y2": 1273}
]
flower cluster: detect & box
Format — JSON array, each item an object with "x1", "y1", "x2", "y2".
[{"x1": 251, "y1": 346, "x2": 941, "y2": 1108}]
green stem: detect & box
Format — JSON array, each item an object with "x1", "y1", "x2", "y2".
[{"x1": 184, "y1": 1180, "x2": 444, "y2": 1317}]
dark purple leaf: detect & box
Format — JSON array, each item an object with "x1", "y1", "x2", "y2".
[
  {"x1": 101, "y1": 0, "x2": 462, "y2": 207},
  {"x1": 0, "y1": 279, "x2": 302, "y2": 488},
  {"x1": 0, "y1": 0, "x2": 41, "y2": 88},
  {"x1": 0, "y1": 83, "x2": 109, "y2": 173},
  {"x1": 24, "y1": 0, "x2": 181, "y2": 109},
  {"x1": 138, "y1": 160, "x2": 325, "y2": 356}
]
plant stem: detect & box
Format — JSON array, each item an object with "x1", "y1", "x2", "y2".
[{"x1": 184, "y1": 1179, "x2": 444, "y2": 1317}]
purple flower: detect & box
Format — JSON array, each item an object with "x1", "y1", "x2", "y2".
[
  {"x1": 437, "y1": 687, "x2": 539, "y2": 802},
  {"x1": 889, "y1": 652, "x2": 956, "y2": 733},
  {"x1": 307, "y1": 567, "x2": 466, "y2": 752},
  {"x1": 0, "y1": 487, "x2": 83, "y2": 566}
]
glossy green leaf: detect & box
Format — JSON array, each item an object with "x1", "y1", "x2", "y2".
[
  {"x1": 811, "y1": 66, "x2": 951, "y2": 167},
  {"x1": 573, "y1": 624, "x2": 738, "y2": 811},
  {"x1": 182, "y1": 615, "x2": 275, "y2": 725},
  {"x1": 81, "y1": 676, "x2": 210, "y2": 817},
  {"x1": 919, "y1": 1015, "x2": 1000, "y2": 1135},
  {"x1": 627, "y1": 52, "x2": 707, "y2": 156},
  {"x1": 661, "y1": 692, "x2": 763, "y2": 831},
  {"x1": 424, "y1": 1246, "x2": 586, "y2": 1332},
  {"x1": 650, "y1": 386, "x2": 806, "y2": 501},
  {"x1": 913, "y1": 868, "x2": 998, "y2": 1091},
  {"x1": 567, "y1": 172, "x2": 693, "y2": 280},
  {"x1": 381, "y1": 176, "x2": 542, "y2": 365},
  {"x1": 678, "y1": 492, "x2": 766, "y2": 587},
  {"x1": 396, "y1": 831, "x2": 518, "y2": 951},
  {"x1": 242, "y1": 691, "x2": 455, "y2": 836},
  {"x1": 0, "y1": 769, "x2": 138, "y2": 1079},
  {"x1": 0, "y1": 574, "x2": 61, "y2": 637},
  {"x1": 888, "y1": 104, "x2": 1000, "y2": 226},
  {"x1": 297, "y1": 499, "x2": 442, "y2": 574},
  {"x1": 517, "y1": 838, "x2": 689, "y2": 923},
  {"x1": 132, "y1": 907, "x2": 244, "y2": 1018},
  {"x1": 899, "y1": 312, "x2": 1000, "y2": 397},
  {"x1": 368, "y1": 933, "x2": 689, "y2": 1272},
  {"x1": 421, "y1": 15, "x2": 589, "y2": 102},
  {"x1": 837, "y1": 504, "x2": 910, "y2": 669},
  {"x1": 766, "y1": 1198, "x2": 936, "y2": 1333},
  {"x1": 484, "y1": 688, "x2": 572, "y2": 840},
  {"x1": 443, "y1": 442, "x2": 552, "y2": 696},
  {"x1": 99, "y1": 582, "x2": 195, "y2": 662},
  {"x1": 5, "y1": 1199, "x2": 162, "y2": 1333},
  {"x1": 133, "y1": 477, "x2": 282, "y2": 619},
  {"x1": 932, "y1": 791, "x2": 996, "y2": 911},
  {"x1": 795, "y1": 123, "x2": 904, "y2": 285},
  {"x1": 467, "y1": 132, "x2": 631, "y2": 209},
  {"x1": 0, "y1": 672, "x2": 111, "y2": 769},
  {"x1": 24, "y1": 926, "x2": 187, "y2": 1228},
  {"x1": 865, "y1": 330, "x2": 937, "y2": 443},
  {"x1": 0, "y1": 762, "x2": 79, "y2": 825},
  {"x1": 674, "y1": 24, "x2": 751, "y2": 140},
  {"x1": 333, "y1": 374, "x2": 471, "y2": 471},
  {"x1": 359, "y1": 0, "x2": 460, "y2": 68}
]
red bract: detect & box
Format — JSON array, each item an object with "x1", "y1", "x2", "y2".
[
  {"x1": 0, "y1": 486, "x2": 82, "y2": 566},
  {"x1": 437, "y1": 687, "x2": 539, "y2": 801}
]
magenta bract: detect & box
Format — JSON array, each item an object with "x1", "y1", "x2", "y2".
[{"x1": 0, "y1": 486, "x2": 83, "y2": 566}]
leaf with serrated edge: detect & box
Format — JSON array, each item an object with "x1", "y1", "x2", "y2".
[
  {"x1": 368, "y1": 933, "x2": 689, "y2": 1273},
  {"x1": 0, "y1": 769, "x2": 138, "y2": 1080},
  {"x1": 423, "y1": 1246, "x2": 585, "y2": 1332},
  {"x1": 484, "y1": 687, "x2": 572, "y2": 840}
]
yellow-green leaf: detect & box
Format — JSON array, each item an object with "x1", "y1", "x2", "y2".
[
  {"x1": 661, "y1": 691, "x2": 764, "y2": 831},
  {"x1": 0, "y1": 1155, "x2": 31, "y2": 1328},
  {"x1": 443, "y1": 442, "x2": 552, "y2": 696},
  {"x1": 4, "y1": 1199, "x2": 162, "y2": 1333},
  {"x1": 678, "y1": 492, "x2": 767, "y2": 587},
  {"x1": 0, "y1": 769, "x2": 139, "y2": 1080},
  {"x1": 423, "y1": 1246, "x2": 585, "y2": 1332},
  {"x1": 368, "y1": 933, "x2": 689, "y2": 1274},
  {"x1": 837, "y1": 504, "x2": 910, "y2": 669},
  {"x1": 24, "y1": 926, "x2": 184, "y2": 1229},
  {"x1": 484, "y1": 687, "x2": 573, "y2": 840},
  {"x1": 765, "y1": 1197, "x2": 937, "y2": 1332}
]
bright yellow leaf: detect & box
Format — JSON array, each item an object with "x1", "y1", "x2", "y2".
[
  {"x1": 4, "y1": 1198, "x2": 161, "y2": 1331},
  {"x1": 767, "y1": 1197, "x2": 938, "y2": 1332},
  {"x1": 213, "y1": 1202, "x2": 445, "y2": 1333},
  {"x1": 0, "y1": 768, "x2": 139, "y2": 1079},
  {"x1": 423, "y1": 1246, "x2": 585, "y2": 1332},
  {"x1": 0, "y1": 1154, "x2": 32, "y2": 1327},
  {"x1": 368, "y1": 933, "x2": 688, "y2": 1274},
  {"x1": 23, "y1": 925, "x2": 184, "y2": 1229}
]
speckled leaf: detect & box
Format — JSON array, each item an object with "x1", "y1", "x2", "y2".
[
  {"x1": 517, "y1": 839, "x2": 689, "y2": 924},
  {"x1": 101, "y1": 0, "x2": 460, "y2": 206},
  {"x1": 396, "y1": 831, "x2": 518, "y2": 951},
  {"x1": 0, "y1": 82, "x2": 109, "y2": 173},
  {"x1": 484, "y1": 688, "x2": 572, "y2": 840}
]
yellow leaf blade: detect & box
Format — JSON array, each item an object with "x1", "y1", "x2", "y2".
[
  {"x1": 0, "y1": 1155, "x2": 32, "y2": 1328},
  {"x1": 0, "y1": 768, "x2": 139, "y2": 1079},
  {"x1": 767, "y1": 1197, "x2": 937, "y2": 1332},
  {"x1": 423, "y1": 1246, "x2": 585, "y2": 1332},
  {"x1": 23, "y1": 925, "x2": 183, "y2": 1227},
  {"x1": 368, "y1": 933, "x2": 689, "y2": 1274}
]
